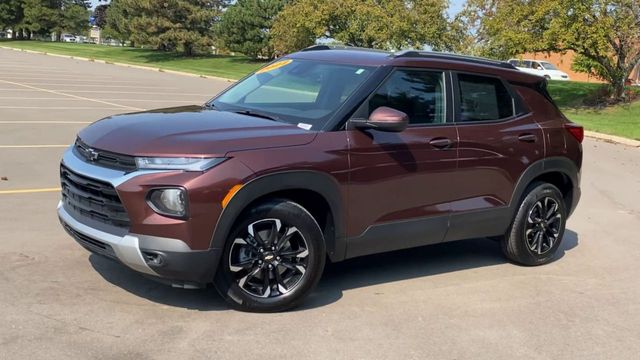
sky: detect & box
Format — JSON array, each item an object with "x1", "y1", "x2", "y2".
[{"x1": 90, "y1": 0, "x2": 467, "y2": 16}]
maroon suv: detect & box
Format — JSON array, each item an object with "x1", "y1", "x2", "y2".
[{"x1": 58, "y1": 46, "x2": 582, "y2": 312}]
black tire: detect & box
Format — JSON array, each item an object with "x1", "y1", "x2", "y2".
[
  {"x1": 214, "y1": 199, "x2": 325, "y2": 312},
  {"x1": 502, "y1": 182, "x2": 567, "y2": 266}
]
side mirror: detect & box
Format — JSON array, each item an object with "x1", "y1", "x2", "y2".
[{"x1": 352, "y1": 106, "x2": 409, "y2": 132}]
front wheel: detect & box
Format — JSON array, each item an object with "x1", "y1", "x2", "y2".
[
  {"x1": 214, "y1": 199, "x2": 325, "y2": 312},
  {"x1": 502, "y1": 182, "x2": 567, "y2": 266}
]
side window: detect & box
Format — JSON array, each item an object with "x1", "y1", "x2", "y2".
[
  {"x1": 367, "y1": 69, "x2": 445, "y2": 125},
  {"x1": 457, "y1": 74, "x2": 514, "y2": 122}
]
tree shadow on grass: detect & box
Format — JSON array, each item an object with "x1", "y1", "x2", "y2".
[{"x1": 89, "y1": 230, "x2": 579, "y2": 312}]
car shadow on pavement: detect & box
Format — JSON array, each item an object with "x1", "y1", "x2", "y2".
[
  {"x1": 89, "y1": 230, "x2": 578, "y2": 312},
  {"x1": 89, "y1": 255, "x2": 229, "y2": 311}
]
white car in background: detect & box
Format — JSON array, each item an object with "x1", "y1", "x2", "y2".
[
  {"x1": 61, "y1": 34, "x2": 77, "y2": 42},
  {"x1": 508, "y1": 59, "x2": 570, "y2": 81}
]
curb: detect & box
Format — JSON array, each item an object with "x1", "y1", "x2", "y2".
[
  {"x1": 0, "y1": 45, "x2": 237, "y2": 83},
  {"x1": 584, "y1": 131, "x2": 640, "y2": 148}
]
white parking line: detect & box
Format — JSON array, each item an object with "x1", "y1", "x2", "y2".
[
  {"x1": 0, "y1": 79, "x2": 143, "y2": 111},
  {"x1": 0, "y1": 121, "x2": 91, "y2": 124},
  {"x1": 0, "y1": 65, "x2": 62, "y2": 70},
  {"x1": 0, "y1": 145, "x2": 69, "y2": 148},
  {"x1": 0, "y1": 76, "x2": 146, "y2": 83},
  {"x1": 0, "y1": 97, "x2": 195, "y2": 103},
  {"x1": 0, "y1": 97, "x2": 70, "y2": 101},
  {"x1": 16, "y1": 82, "x2": 178, "y2": 89},
  {"x1": 0, "y1": 106, "x2": 128, "y2": 110},
  {"x1": 0, "y1": 98, "x2": 197, "y2": 105},
  {"x1": 0, "y1": 88, "x2": 211, "y2": 96}
]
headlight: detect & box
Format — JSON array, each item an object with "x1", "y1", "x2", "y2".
[
  {"x1": 147, "y1": 188, "x2": 188, "y2": 218},
  {"x1": 135, "y1": 157, "x2": 226, "y2": 171}
]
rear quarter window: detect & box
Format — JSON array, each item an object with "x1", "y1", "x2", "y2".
[{"x1": 457, "y1": 73, "x2": 515, "y2": 122}]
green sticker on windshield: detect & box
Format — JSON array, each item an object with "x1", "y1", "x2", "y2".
[{"x1": 355, "y1": 69, "x2": 365, "y2": 75}]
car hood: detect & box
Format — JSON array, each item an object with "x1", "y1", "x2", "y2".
[{"x1": 78, "y1": 106, "x2": 317, "y2": 157}]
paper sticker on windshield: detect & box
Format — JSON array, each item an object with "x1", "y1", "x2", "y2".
[
  {"x1": 355, "y1": 68, "x2": 365, "y2": 75},
  {"x1": 297, "y1": 123, "x2": 312, "y2": 130},
  {"x1": 256, "y1": 59, "x2": 293, "y2": 74}
]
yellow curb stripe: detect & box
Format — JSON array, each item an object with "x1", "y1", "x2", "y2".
[{"x1": 0, "y1": 187, "x2": 61, "y2": 195}]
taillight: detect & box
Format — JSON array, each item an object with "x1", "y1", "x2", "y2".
[{"x1": 564, "y1": 123, "x2": 584, "y2": 143}]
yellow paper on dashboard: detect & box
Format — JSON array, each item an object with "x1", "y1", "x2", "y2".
[{"x1": 256, "y1": 59, "x2": 293, "y2": 74}]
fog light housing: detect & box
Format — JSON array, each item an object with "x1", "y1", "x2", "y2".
[{"x1": 147, "y1": 188, "x2": 188, "y2": 218}]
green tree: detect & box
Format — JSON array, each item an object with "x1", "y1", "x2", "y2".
[
  {"x1": 105, "y1": 0, "x2": 227, "y2": 56},
  {"x1": 103, "y1": 0, "x2": 135, "y2": 45},
  {"x1": 61, "y1": 1, "x2": 89, "y2": 35},
  {"x1": 0, "y1": 0, "x2": 25, "y2": 38},
  {"x1": 270, "y1": 0, "x2": 452, "y2": 54},
  {"x1": 462, "y1": 0, "x2": 640, "y2": 100},
  {"x1": 22, "y1": 0, "x2": 60, "y2": 38},
  {"x1": 93, "y1": 4, "x2": 109, "y2": 29},
  {"x1": 451, "y1": 0, "x2": 498, "y2": 56},
  {"x1": 217, "y1": 0, "x2": 287, "y2": 59}
]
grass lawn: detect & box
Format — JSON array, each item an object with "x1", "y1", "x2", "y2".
[
  {"x1": 547, "y1": 81, "x2": 605, "y2": 108},
  {"x1": 547, "y1": 81, "x2": 640, "y2": 140},
  {"x1": 563, "y1": 103, "x2": 640, "y2": 140},
  {"x1": 0, "y1": 40, "x2": 264, "y2": 80}
]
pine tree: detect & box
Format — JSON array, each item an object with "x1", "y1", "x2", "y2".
[
  {"x1": 218, "y1": 0, "x2": 288, "y2": 59},
  {"x1": 106, "y1": 0, "x2": 228, "y2": 56}
]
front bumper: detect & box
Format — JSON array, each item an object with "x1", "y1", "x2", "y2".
[
  {"x1": 59, "y1": 201, "x2": 221, "y2": 286},
  {"x1": 58, "y1": 146, "x2": 222, "y2": 286},
  {"x1": 59, "y1": 201, "x2": 154, "y2": 275}
]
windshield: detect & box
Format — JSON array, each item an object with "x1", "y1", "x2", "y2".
[
  {"x1": 211, "y1": 59, "x2": 375, "y2": 130},
  {"x1": 540, "y1": 62, "x2": 559, "y2": 70}
]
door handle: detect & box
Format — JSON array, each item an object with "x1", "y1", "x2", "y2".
[
  {"x1": 428, "y1": 137, "x2": 453, "y2": 149},
  {"x1": 518, "y1": 133, "x2": 537, "y2": 143}
]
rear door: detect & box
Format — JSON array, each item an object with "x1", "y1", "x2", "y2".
[
  {"x1": 345, "y1": 68, "x2": 459, "y2": 258},
  {"x1": 446, "y1": 72, "x2": 544, "y2": 241}
]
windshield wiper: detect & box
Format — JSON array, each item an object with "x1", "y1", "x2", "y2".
[{"x1": 232, "y1": 109, "x2": 280, "y2": 122}]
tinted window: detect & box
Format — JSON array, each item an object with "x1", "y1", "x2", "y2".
[
  {"x1": 368, "y1": 70, "x2": 445, "y2": 125},
  {"x1": 457, "y1": 74, "x2": 514, "y2": 122}
]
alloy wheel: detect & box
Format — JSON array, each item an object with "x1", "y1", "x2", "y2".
[
  {"x1": 228, "y1": 218, "x2": 310, "y2": 298},
  {"x1": 525, "y1": 197, "x2": 562, "y2": 255}
]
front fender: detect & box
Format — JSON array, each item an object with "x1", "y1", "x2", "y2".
[{"x1": 209, "y1": 170, "x2": 346, "y2": 261}]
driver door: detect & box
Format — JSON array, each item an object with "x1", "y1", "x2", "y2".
[{"x1": 345, "y1": 68, "x2": 459, "y2": 258}]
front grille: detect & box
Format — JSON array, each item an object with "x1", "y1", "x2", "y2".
[
  {"x1": 60, "y1": 164, "x2": 130, "y2": 228},
  {"x1": 75, "y1": 139, "x2": 137, "y2": 171},
  {"x1": 62, "y1": 223, "x2": 117, "y2": 260}
]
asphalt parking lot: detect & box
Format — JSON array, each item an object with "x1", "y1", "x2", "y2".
[{"x1": 1, "y1": 48, "x2": 640, "y2": 359}]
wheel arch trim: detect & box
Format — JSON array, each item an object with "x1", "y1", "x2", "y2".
[
  {"x1": 509, "y1": 156, "x2": 580, "y2": 216},
  {"x1": 209, "y1": 170, "x2": 346, "y2": 261}
]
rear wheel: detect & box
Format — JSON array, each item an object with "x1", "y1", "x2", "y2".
[
  {"x1": 214, "y1": 199, "x2": 325, "y2": 312},
  {"x1": 502, "y1": 182, "x2": 567, "y2": 266}
]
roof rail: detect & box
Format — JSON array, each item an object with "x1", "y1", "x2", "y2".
[
  {"x1": 393, "y1": 50, "x2": 516, "y2": 70},
  {"x1": 301, "y1": 45, "x2": 332, "y2": 52},
  {"x1": 300, "y1": 45, "x2": 390, "y2": 53}
]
